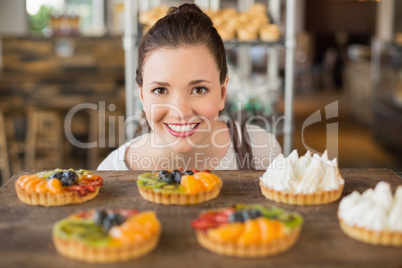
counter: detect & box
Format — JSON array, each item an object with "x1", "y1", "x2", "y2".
[{"x1": 0, "y1": 169, "x2": 401, "y2": 267}]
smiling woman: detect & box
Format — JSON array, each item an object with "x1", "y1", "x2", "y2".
[{"x1": 97, "y1": 3, "x2": 281, "y2": 171}]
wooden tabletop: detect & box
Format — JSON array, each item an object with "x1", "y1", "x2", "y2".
[{"x1": 0, "y1": 169, "x2": 401, "y2": 268}]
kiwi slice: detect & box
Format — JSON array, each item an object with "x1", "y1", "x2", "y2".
[
  {"x1": 278, "y1": 212, "x2": 304, "y2": 228},
  {"x1": 232, "y1": 204, "x2": 303, "y2": 229},
  {"x1": 54, "y1": 219, "x2": 110, "y2": 247},
  {"x1": 137, "y1": 172, "x2": 188, "y2": 193}
]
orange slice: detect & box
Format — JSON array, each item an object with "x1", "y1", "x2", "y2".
[
  {"x1": 194, "y1": 172, "x2": 219, "y2": 190},
  {"x1": 46, "y1": 178, "x2": 64, "y2": 194},
  {"x1": 238, "y1": 219, "x2": 261, "y2": 245},
  {"x1": 24, "y1": 177, "x2": 43, "y2": 193},
  {"x1": 207, "y1": 222, "x2": 244, "y2": 243},
  {"x1": 35, "y1": 180, "x2": 49, "y2": 193},
  {"x1": 109, "y1": 211, "x2": 161, "y2": 245},
  {"x1": 181, "y1": 175, "x2": 206, "y2": 194}
]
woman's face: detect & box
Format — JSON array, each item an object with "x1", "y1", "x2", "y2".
[{"x1": 139, "y1": 45, "x2": 228, "y2": 154}]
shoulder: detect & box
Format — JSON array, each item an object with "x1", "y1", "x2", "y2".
[
  {"x1": 244, "y1": 123, "x2": 282, "y2": 169},
  {"x1": 97, "y1": 134, "x2": 150, "y2": 170}
]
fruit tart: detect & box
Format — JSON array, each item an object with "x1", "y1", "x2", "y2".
[
  {"x1": 260, "y1": 150, "x2": 344, "y2": 205},
  {"x1": 191, "y1": 204, "x2": 303, "y2": 257},
  {"x1": 338, "y1": 181, "x2": 402, "y2": 246},
  {"x1": 15, "y1": 169, "x2": 103, "y2": 207},
  {"x1": 53, "y1": 209, "x2": 161, "y2": 263},
  {"x1": 137, "y1": 169, "x2": 222, "y2": 205}
]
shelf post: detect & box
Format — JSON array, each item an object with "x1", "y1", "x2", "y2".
[
  {"x1": 123, "y1": 0, "x2": 140, "y2": 140},
  {"x1": 284, "y1": 0, "x2": 295, "y2": 156}
]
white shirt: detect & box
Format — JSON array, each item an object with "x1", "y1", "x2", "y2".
[{"x1": 97, "y1": 124, "x2": 281, "y2": 170}]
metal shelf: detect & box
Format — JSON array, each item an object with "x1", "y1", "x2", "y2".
[{"x1": 123, "y1": 0, "x2": 295, "y2": 155}]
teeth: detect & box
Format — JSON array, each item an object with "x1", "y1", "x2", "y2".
[{"x1": 168, "y1": 124, "x2": 197, "y2": 132}]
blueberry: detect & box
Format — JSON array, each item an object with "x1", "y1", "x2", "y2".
[
  {"x1": 172, "y1": 170, "x2": 182, "y2": 183},
  {"x1": 159, "y1": 170, "x2": 170, "y2": 179},
  {"x1": 228, "y1": 211, "x2": 245, "y2": 223},
  {"x1": 102, "y1": 213, "x2": 125, "y2": 232},
  {"x1": 184, "y1": 170, "x2": 194, "y2": 175},
  {"x1": 60, "y1": 177, "x2": 74, "y2": 186},
  {"x1": 64, "y1": 171, "x2": 78, "y2": 183},
  {"x1": 48, "y1": 171, "x2": 63, "y2": 180},
  {"x1": 102, "y1": 220, "x2": 112, "y2": 232},
  {"x1": 159, "y1": 171, "x2": 174, "y2": 183},
  {"x1": 93, "y1": 210, "x2": 108, "y2": 226},
  {"x1": 250, "y1": 209, "x2": 262, "y2": 219},
  {"x1": 241, "y1": 209, "x2": 262, "y2": 221}
]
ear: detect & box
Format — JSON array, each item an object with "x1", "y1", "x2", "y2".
[
  {"x1": 138, "y1": 84, "x2": 145, "y2": 111},
  {"x1": 219, "y1": 75, "x2": 229, "y2": 111}
]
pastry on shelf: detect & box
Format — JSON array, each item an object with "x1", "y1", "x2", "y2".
[
  {"x1": 137, "y1": 169, "x2": 222, "y2": 205},
  {"x1": 138, "y1": 5, "x2": 169, "y2": 34},
  {"x1": 138, "y1": 4, "x2": 280, "y2": 42},
  {"x1": 338, "y1": 181, "x2": 402, "y2": 246},
  {"x1": 191, "y1": 204, "x2": 303, "y2": 257},
  {"x1": 259, "y1": 150, "x2": 344, "y2": 205},
  {"x1": 53, "y1": 209, "x2": 161, "y2": 263},
  {"x1": 237, "y1": 26, "x2": 258, "y2": 41},
  {"x1": 259, "y1": 24, "x2": 281, "y2": 42},
  {"x1": 15, "y1": 169, "x2": 103, "y2": 207}
]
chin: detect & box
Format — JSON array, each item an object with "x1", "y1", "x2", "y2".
[{"x1": 170, "y1": 141, "x2": 196, "y2": 155}]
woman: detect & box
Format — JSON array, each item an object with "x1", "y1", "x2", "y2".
[{"x1": 98, "y1": 3, "x2": 281, "y2": 171}]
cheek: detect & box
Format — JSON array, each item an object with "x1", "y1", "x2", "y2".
[
  {"x1": 194, "y1": 101, "x2": 220, "y2": 119},
  {"x1": 142, "y1": 98, "x2": 167, "y2": 126}
]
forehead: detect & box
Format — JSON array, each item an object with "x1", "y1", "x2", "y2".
[{"x1": 142, "y1": 45, "x2": 219, "y2": 82}]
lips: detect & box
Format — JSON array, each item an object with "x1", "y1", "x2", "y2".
[{"x1": 164, "y1": 123, "x2": 200, "y2": 138}]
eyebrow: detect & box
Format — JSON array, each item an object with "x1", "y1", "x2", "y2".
[
  {"x1": 148, "y1": 81, "x2": 170, "y2": 87},
  {"x1": 188, "y1": 79, "x2": 212, "y2": 85},
  {"x1": 148, "y1": 79, "x2": 212, "y2": 87}
]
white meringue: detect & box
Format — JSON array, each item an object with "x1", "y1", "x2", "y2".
[
  {"x1": 260, "y1": 149, "x2": 344, "y2": 194},
  {"x1": 338, "y1": 181, "x2": 402, "y2": 232}
]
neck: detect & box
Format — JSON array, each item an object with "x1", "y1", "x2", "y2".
[{"x1": 127, "y1": 121, "x2": 231, "y2": 170}]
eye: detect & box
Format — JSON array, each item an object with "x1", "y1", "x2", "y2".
[
  {"x1": 191, "y1": 86, "x2": 209, "y2": 95},
  {"x1": 151, "y1": 87, "x2": 168, "y2": 95}
]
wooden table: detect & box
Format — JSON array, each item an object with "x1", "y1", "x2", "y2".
[{"x1": 1, "y1": 169, "x2": 401, "y2": 268}]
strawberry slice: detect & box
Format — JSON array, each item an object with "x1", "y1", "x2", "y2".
[
  {"x1": 68, "y1": 185, "x2": 88, "y2": 196},
  {"x1": 84, "y1": 185, "x2": 96, "y2": 193},
  {"x1": 191, "y1": 218, "x2": 221, "y2": 230},
  {"x1": 222, "y1": 208, "x2": 236, "y2": 216},
  {"x1": 115, "y1": 209, "x2": 139, "y2": 218}
]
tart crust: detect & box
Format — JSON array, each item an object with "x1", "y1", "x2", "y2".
[
  {"x1": 15, "y1": 184, "x2": 101, "y2": 207},
  {"x1": 195, "y1": 227, "x2": 301, "y2": 257},
  {"x1": 138, "y1": 181, "x2": 222, "y2": 205},
  {"x1": 259, "y1": 181, "x2": 344, "y2": 205},
  {"x1": 338, "y1": 217, "x2": 402, "y2": 246},
  {"x1": 52, "y1": 230, "x2": 161, "y2": 263}
]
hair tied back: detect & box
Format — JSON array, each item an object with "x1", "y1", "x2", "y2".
[{"x1": 168, "y1": 3, "x2": 204, "y2": 15}]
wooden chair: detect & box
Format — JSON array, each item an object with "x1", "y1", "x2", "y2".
[
  {"x1": 24, "y1": 107, "x2": 64, "y2": 170},
  {"x1": 0, "y1": 112, "x2": 11, "y2": 184},
  {"x1": 87, "y1": 102, "x2": 126, "y2": 169}
]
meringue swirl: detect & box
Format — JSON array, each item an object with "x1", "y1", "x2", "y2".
[
  {"x1": 260, "y1": 150, "x2": 344, "y2": 194},
  {"x1": 338, "y1": 181, "x2": 402, "y2": 232}
]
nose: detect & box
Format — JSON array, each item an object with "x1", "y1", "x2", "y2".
[{"x1": 169, "y1": 94, "x2": 193, "y2": 120}]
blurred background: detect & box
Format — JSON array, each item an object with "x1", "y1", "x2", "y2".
[{"x1": 0, "y1": 0, "x2": 402, "y2": 184}]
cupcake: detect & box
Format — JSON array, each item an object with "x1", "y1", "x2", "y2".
[
  {"x1": 15, "y1": 169, "x2": 103, "y2": 207},
  {"x1": 191, "y1": 204, "x2": 303, "y2": 257},
  {"x1": 338, "y1": 181, "x2": 402, "y2": 246},
  {"x1": 53, "y1": 209, "x2": 161, "y2": 263},
  {"x1": 137, "y1": 169, "x2": 222, "y2": 205},
  {"x1": 259, "y1": 150, "x2": 344, "y2": 205}
]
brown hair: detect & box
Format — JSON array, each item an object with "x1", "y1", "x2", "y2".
[
  {"x1": 135, "y1": 3, "x2": 227, "y2": 86},
  {"x1": 133, "y1": 4, "x2": 254, "y2": 170}
]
